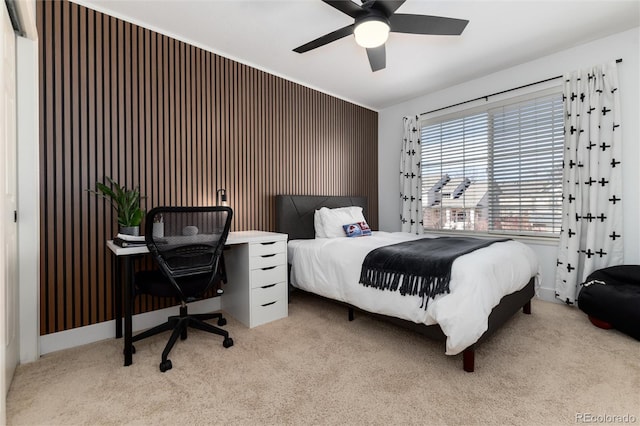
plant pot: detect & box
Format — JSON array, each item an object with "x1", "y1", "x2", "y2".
[{"x1": 120, "y1": 226, "x2": 140, "y2": 236}]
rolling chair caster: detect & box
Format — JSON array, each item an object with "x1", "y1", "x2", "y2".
[{"x1": 159, "y1": 359, "x2": 172, "y2": 372}]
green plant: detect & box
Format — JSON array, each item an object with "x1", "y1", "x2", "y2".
[{"x1": 89, "y1": 176, "x2": 145, "y2": 227}]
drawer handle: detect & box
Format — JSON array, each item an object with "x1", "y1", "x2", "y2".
[
  {"x1": 261, "y1": 284, "x2": 276, "y2": 289},
  {"x1": 261, "y1": 266, "x2": 276, "y2": 271},
  {"x1": 261, "y1": 254, "x2": 276, "y2": 258},
  {"x1": 261, "y1": 301, "x2": 276, "y2": 307},
  {"x1": 260, "y1": 241, "x2": 276, "y2": 246}
]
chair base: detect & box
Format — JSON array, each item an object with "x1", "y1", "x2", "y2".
[{"x1": 132, "y1": 305, "x2": 233, "y2": 372}]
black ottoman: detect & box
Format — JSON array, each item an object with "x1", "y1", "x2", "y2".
[{"x1": 578, "y1": 265, "x2": 640, "y2": 341}]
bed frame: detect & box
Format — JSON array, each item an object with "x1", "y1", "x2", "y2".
[{"x1": 275, "y1": 194, "x2": 535, "y2": 372}]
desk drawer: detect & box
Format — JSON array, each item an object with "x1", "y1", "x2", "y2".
[
  {"x1": 250, "y1": 264, "x2": 287, "y2": 288},
  {"x1": 252, "y1": 281, "x2": 287, "y2": 307},
  {"x1": 251, "y1": 298, "x2": 287, "y2": 327},
  {"x1": 250, "y1": 252, "x2": 286, "y2": 270},
  {"x1": 249, "y1": 240, "x2": 286, "y2": 257}
]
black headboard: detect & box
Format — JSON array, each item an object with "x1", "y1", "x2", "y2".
[{"x1": 275, "y1": 195, "x2": 368, "y2": 240}]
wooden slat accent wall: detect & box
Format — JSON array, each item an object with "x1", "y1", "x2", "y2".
[{"x1": 37, "y1": 1, "x2": 378, "y2": 334}]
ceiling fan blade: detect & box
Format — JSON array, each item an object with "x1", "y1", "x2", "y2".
[
  {"x1": 370, "y1": 0, "x2": 406, "y2": 16},
  {"x1": 366, "y1": 45, "x2": 386, "y2": 72},
  {"x1": 389, "y1": 14, "x2": 469, "y2": 35},
  {"x1": 293, "y1": 24, "x2": 355, "y2": 53},
  {"x1": 322, "y1": 0, "x2": 363, "y2": 18}
]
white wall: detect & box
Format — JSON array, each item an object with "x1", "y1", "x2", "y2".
[{"x1": 378, "y1": 28, "x2": 640, "y2": 300}]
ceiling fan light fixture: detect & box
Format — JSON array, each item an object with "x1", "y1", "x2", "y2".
[
  {"x1": 293, "y1": 1, "x2": 469, "y2": 72},
  {"x1": 354, "y1": 17, "x2": 390, "y2": 48}
]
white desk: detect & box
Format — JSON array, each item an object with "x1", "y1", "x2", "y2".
[{"x1": 108, "y1": 230, "x2": 288, "y2": 366}]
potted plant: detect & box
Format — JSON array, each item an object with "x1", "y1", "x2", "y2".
[{"x1": 89, "y1": 176, "x2": 145, "y2": 236}]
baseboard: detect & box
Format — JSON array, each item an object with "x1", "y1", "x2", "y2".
[
  {"x1": 39, "y1": 298, "x2": 222, "y2": 356},
  {"x1": 535, "y1": 285, "x2": 561, "y2": 304}
]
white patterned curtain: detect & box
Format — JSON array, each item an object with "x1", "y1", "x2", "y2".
[
  {"x1": 400, "y1": 115, "x2": 423, "y2": 234},
  {"x1": 555, "y1": 61, "x2": 623, "y2": 304}
]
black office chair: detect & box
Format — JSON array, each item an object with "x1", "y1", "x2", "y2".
[{"x1": 132, "y1": 206, "x2": 234, "y2": 372}]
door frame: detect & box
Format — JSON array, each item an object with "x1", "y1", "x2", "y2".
[{"x1": 1, "y1": 1, "x2": 18, "y2": 421}]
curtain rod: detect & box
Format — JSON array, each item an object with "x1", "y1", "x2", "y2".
[{"x1": 420, "y1": 58, "x2": 623, "y2": 117}]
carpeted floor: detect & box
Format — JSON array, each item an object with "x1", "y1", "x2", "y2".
[{"x1": 6, "y1": 291, "x2": 640, "y2": 425}]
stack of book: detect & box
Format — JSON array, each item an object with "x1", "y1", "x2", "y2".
[{"x1": 113, "y1": 233, "x2": 146, "y2": 248}]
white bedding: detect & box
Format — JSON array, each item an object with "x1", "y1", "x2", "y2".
[{"x1": 288, "y1": 232, "x2": 539, "y2": 355}]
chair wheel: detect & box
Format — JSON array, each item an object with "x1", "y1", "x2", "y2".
[
  {"x1": 223, "y1": 337, "x2": 234, "y2": 348},
  {"x1": 218, "y1": 318, "x2": 227, "y2": 326},
  {"x1": 159, "y1": 359, "x2": 172, "y2": 372}
]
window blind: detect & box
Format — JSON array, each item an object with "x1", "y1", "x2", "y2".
[
  {"x1": 422, "y1": 112, "x2": 488, "y2": 231},
  {"x1": 488, "y1": 94, "x2": 564, "y2": 236},
  {"x1": 420, "y1": 90, "x2": 563, "y2": 237}
]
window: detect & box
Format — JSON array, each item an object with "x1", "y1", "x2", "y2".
[{"x1": 421, "y1": 90, "x2": 564, "y2": 237}]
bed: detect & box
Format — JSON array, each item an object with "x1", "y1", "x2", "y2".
[{"x1": 276, "y1": 194, "x2": 539, "y2": 372}]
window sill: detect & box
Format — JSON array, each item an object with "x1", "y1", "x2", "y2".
[{"x1": 422, "y1": 229, "x2": 559, "y2": 247}]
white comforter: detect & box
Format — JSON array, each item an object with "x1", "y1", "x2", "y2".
[{"x1": 288, "y1": 232, "x2": 539, "y2": 355}]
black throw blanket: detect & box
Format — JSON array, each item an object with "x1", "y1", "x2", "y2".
[{"x1": 359, "y1": 236, "x2": 510, "y2": 309}]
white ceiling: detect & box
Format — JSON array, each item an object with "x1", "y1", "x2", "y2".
[{"x1": 74, "y1": 0, "x2": 639, "y2": 111}]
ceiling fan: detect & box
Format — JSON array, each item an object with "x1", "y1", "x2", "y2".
[{"x1": 293, "y1": 0, "x2": 469, "y2": 72}]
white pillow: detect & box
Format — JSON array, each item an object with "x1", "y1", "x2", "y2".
[
  {"x1": 317, "y1": 206, "x2": 366, "y2": 238},
  {"x1": 314, "y1": 209, "x2": 327, "y2": 238}
]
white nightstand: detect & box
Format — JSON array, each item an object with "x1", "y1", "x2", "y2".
[{"x1": 223, "y1": 231, "x2": 288, "y2": 328}]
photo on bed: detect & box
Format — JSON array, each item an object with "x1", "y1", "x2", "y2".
[{"x1": 343, "y1": 221, "x2": 372, "y2": 237}]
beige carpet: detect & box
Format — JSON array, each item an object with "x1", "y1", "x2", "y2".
[{"x1": 7, "y1": 292, "x2": 640, "y2": 425}]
